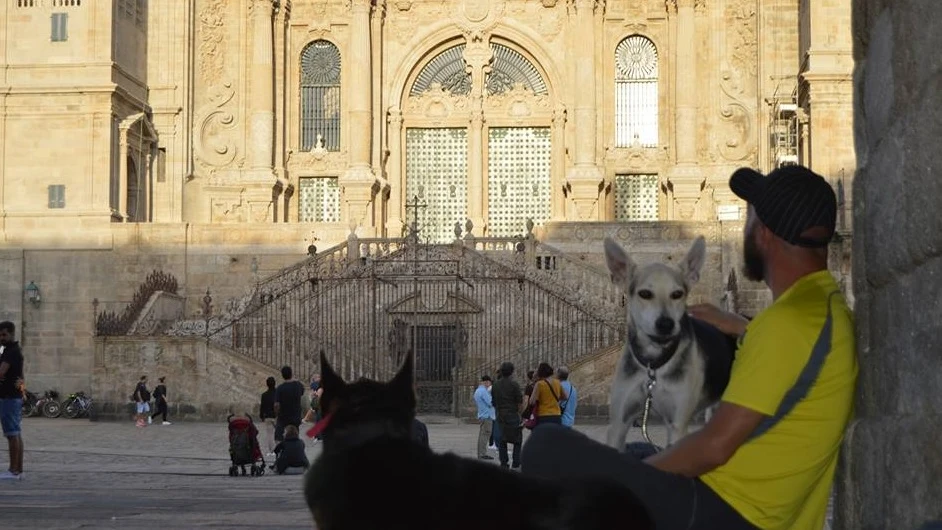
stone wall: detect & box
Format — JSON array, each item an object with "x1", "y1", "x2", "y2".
[
  {"x1": 91, "y1": 337, "x2": 281, "y2": 422},
  {"x1": 5, "y1": 225, "x2": 328, "y2": 397},
  {"x1": 835, "y1": 2, "x2": 942, "y2": 529}
]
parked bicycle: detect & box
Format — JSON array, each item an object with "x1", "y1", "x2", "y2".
[
  {"x1": 62, "y1": 391, "x2": 93, "y2": 419},
  {"x1": 37, "y1": 390, "x2": 62, "y2": 418}
]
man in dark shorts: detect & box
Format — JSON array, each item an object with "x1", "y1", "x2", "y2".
[
  {"x1": 0, "y1": 321, "x2": 25, "y2": 480},
  {"x1": 273, "y1": 365, "x2": 305, "y2": 442}
]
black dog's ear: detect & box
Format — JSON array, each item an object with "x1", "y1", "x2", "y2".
[
  {"x1": 320, "y1": 350, "x2": 345, "y2": 392},
  {"x1": 390, "y1": 349, "x2": 414, "y2": 397}
]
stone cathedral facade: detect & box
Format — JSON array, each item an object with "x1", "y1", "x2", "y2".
[
  {"x1": 0, "y1": 0, "x2": 854, "y2": 399},
  {"x1": 0, "y1": 0, "x2": 853, "y2": 244}
]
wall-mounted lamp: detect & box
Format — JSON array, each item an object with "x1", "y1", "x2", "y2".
[{"x1": 25, "y1": 281, "x2": 41, "y2": 306}]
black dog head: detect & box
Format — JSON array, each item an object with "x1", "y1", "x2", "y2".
[{"x1": 317, "y1": 350, "x2": 416, "y2": 449}]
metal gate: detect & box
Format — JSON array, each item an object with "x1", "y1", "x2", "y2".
[{"x1": 209, "y1": 243, "x2": 621, "y2": 415}]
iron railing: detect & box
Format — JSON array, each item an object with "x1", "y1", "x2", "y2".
[{"x1": 207, "y1": 241, "x2": 625, "y2": 415}]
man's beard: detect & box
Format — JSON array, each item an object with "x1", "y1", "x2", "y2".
[{"x1": 742, "y1": 230, "x2": 766, "y2": 282}]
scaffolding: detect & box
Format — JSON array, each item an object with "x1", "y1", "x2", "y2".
[{"x1": 768, "y1": 82, "x2": 800, "y2": 171}]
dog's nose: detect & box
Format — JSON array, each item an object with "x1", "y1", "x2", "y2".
[{"x1": 655, "y1": 317, "x2": 675, "y2": 335}]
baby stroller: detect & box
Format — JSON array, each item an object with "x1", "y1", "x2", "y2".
[{"x1": 227, "y1": 413, "x2": 266, "y2": 477}]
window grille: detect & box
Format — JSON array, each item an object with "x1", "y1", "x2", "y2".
[
  {"x1": 487, "y1": 127, "x2": 552, "y2": 237},
  {"x1": 300, "y1": 40, "x2": 342, "y2": 152},
  {"x1": 486, "y1": 44, "x2": 548, "y2": 96},
  {"x1": 615, "y1": 36, "x2": 658, "y2": 147},
  {"x1": 405, "y1": 128, "x2": 469, "y2": 243},
  {"x1": 614, "y1": 174, "x2": 659, "y2": 221},
  {"x1": 410, "y1": 45, "x2": 471, "y2": 96},
  {"x1": 51, "y1": 13, "x2": 68, "y2": 42},
  {"x1": 299, "y1": 177, "x2": 340, "y2": 223},
  {"x1": 47, "y1": 185, "x2": 66, "y2": 209}
]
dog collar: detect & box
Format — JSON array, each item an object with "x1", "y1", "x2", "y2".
[
  {"x1": 305, "y1": 412, "x2": 333, "y2": 439},
  {"x1": 628, "y1": 328, "x2": 682, "y2": 371}
]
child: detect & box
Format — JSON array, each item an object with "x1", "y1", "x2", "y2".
[{"x1": 273, "y1": 424, "x2": 309, "y2": 475}]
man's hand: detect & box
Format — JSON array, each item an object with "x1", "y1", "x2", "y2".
[
  {"x1": 688, "y1": 303, "x2": 749, "y2": 337},
  {"x1": 644, "y1": 401, "x2": 766, "y2": 477}
]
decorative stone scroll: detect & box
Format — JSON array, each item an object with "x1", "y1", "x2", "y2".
[{"x1": 717, "y1": 0, "x2": 758, "y2": 163}]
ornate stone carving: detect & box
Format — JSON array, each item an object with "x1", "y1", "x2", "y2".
[
  {"x1": 694, "y1": 0, "x2": 706, "y2": 12},
  {"x1": 198, "y1": 0, "x2": 228, "y2": 85},
  {"x1": 286, "y1": 148, "x2": 348, "y2": 172},
  {"x1": 717, "y1": 0, "x2": 758, "y2": 162},
  {"x1": 306, "y1": 1, "x2": 332, "y2": 35},
  {"x1": 462, "y1": 0, "x2": 491, "y2": 22},
  {"x1": 389, "y1": 11, "x2": 418, "y2": 44},
  {"x1": 605, "y1": 144, "x2": 669, "y2": 170},
  {"x1": 248, "y1": 0, "x2": 275, "y2": 17},
  {"x1": 483, "y1": 83, "x2": 552, "y2": 118},
  {"x1": 405, "y1": 84, "x2": 472, "y2": 119},
  {"x1": 454, "y1": 0, "x2": 504, "y2": 38},
  {"x1": 537, "y1": 8, "x2": 564, "y2": 41},
  {"x1": 194, "y1": 82, "x2": 238, "y2": 171}
]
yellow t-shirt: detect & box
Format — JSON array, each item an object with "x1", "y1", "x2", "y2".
[
  {"x1": 534, "y1": 378, "x2": 564, "y2": 417},
  {"x1": 700, "y1": 271, "x2": 857, "y2": 530}
]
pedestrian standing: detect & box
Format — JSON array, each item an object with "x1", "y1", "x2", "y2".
[
  {"x1": 273, "y1": 366, "x2": 305, "y2": 442},
  {"x1": 557, "y1": 366, "x2": 578, "y2": 428},
  {"x1": 473, "y1": 375, "x2": 495, "y2": 460},
  {"x1": 259, "y1": 376, "x2": 277, "y2": 455},
  {"x1": 0, "y1": 321, "x2": 25, "y2": 480}
]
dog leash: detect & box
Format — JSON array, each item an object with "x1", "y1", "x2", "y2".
[{"x1": 640, "y1": 368, "x2": 660, "y2": 452}]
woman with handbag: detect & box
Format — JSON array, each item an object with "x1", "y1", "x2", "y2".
[{"x1": 526, "y1": 362, "x2": 568, "y2": 427}]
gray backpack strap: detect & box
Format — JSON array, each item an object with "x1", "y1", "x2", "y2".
[{"x1": 749, "y1": 290, "x2": 841, "y2": 441}]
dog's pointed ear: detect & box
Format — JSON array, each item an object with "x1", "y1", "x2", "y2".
[
  {"x1": 320, "y1": 350, "x2": 345, "y2": 392},
  {"x1": 390, "y1": 349, "x2": 414, "y2": 396},
  {"x1": 681, "y1": 236, "x2": 707, "y2": 285},
  {"x1": 604, "y1": 237, "x2": 635, "y2": 286}
]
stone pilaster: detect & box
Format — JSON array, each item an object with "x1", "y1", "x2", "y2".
[
  {"x1": 386, "y1": 108, "x2": 404, "y2": 236},
  {"x1": 118, "y1": 128, "x2": 129, "y2": 220},
  {"x1": 668, "y1": 0, "x2": 701, "y2": 219},
  {"x1": 566, "y1": 0, "x2": 604, "y2": 220},
  {"x1": 341, "y1": 0, "x2": 377, "y2": 232},
  {"x1": 551, "y1": 105, "x2": 567, "y2": 221},
  {"x1": 247, "y1": 0, "x2": 275, "y2": 176}
]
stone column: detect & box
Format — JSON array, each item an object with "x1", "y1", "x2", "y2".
[
  {"x1": 551, "y1": 105, "x2": 567, "y2": 221},
  {"x1": 118, "y1": 128, "x2": 129, "y2": 220},
  {"x1": 668, "y1": 0, "x2": 701, "y2": 219},
  {"x1": 468, "y1": 107, "x2": 485, "y2": 235},
  {"x1": 248, "y1": 0, "x2": 275, "y2": 175},
  {"x1": 463, "y1": 40, "x2": 492, "y2": 236},
  {"x1": 340, "y1": 0, "x2": 377, "y2": 233},
  {"x1": 566, "y1": 0, "x2": 604, "y2": 220},
  {"x1": 386, "y1": 108, "x2": 404, "y2": 236}
]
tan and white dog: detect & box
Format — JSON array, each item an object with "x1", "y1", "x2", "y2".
[{"x1": 603, "y1": 236, "x2": 734, "y2": 451}]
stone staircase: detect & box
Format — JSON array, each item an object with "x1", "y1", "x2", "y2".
[{"x1": 164, "y1": 232, "x2": 627, "y2": 406}]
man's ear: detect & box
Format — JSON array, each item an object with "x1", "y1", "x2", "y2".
[
  {"x1": 604, "y1": 237, "x2": 636, "y2": 287},
  {"x1": 320, "y1": 350, "x2": 345, "y2": 393},
  {"x1": 681, "y1": 236, "x2": 707, "y2": 285}
]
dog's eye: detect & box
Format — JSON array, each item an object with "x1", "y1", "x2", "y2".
[
  {"x1": 638, "y1": 290, "x2": 654, "y2": 300},
  {"x1": 670, "y1": 290, "x2": 685, "y2": 300}
]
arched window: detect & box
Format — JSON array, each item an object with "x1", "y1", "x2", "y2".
[
  {"x1": 410, "y1": 44, "x2": 470, "y2": 96},
  {"x1": 300, "y1": 40, "x2": 341, "y2": 152},
  {"x1": 615, "y1": 36, "x2": 658, "y2": 147},
  {"x1": 486, "y1": 43, "x2": 548, "y2": 96}
]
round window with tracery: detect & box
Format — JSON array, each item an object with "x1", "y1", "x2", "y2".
[
  {"x1": 301, "y1": 40, "x2": 341, "y2": 85},
  {"x1": 616, "y1": 36, "x2": 658, "y2": 81}
]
